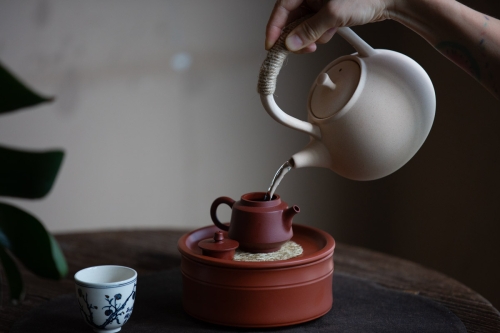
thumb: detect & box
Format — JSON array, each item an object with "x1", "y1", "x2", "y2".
[{"x1": 285, "y1": 12, "x2": 334, "y2": 52}]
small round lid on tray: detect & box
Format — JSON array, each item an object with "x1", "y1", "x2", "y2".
[{"x1": 197, "y1": 231, "x2": 239, "y2": 260}]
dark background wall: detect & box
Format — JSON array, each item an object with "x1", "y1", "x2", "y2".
[
  {"x1": 277, "y1": 0, "x2": 500, "y2": 309},
  {"x1": 0, "y1": 0, "x2": 498, "y2": 310}
]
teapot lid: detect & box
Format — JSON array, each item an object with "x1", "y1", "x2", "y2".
[
  {"x1": 198, "y1": 231, "x2": 239, "y2": 253},
  {"x1": 309, "y1": 60, "x2": 360, "y2": 119}
]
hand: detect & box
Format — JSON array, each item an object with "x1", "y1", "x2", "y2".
[{"x1": 265, "y1": 0, "x2": 393, "y2": 53}]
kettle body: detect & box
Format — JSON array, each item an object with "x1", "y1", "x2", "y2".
[{"x1": 259, "y1": 27, "x2": 436, "y2": 181}]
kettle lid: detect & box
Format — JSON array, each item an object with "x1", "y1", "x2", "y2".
[{"x1": 310, "y1": 60, "x2": 361, "y2": 119}]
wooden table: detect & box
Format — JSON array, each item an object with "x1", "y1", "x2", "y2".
[{"x1": 1, "y1": 229, "x2": 499, "y2": 333}]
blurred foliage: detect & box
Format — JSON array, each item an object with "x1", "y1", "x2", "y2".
[
  {"x1": 0, "y1": 61, "x2": 67, "y2": 304},
  {"x1": 0, "y1": 61, "x2": 51, "y2": 114}
]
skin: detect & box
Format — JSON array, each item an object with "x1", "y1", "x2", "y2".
[{"x1": 265, "y1": 0, "x2": 500, "y2": 99}]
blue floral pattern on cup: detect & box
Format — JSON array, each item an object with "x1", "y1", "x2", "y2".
[{"x1": 77, "y1": 283, "x2": 136, "y2": 330}]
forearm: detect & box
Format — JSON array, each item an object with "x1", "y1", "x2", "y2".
[{"x1": 389, "y1": 0, "x2": 500, "y2": 98}]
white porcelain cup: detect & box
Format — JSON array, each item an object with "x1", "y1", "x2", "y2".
[{"x1": 75, "y1": 265, "x2": 137, "y2": 333}]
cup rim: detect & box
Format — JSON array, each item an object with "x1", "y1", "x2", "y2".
[{"x1": 74, "y1": 265, "x2": 137, "y2": 288}]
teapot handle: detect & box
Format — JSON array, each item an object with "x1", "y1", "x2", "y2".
[
  {"x1": 258, "y1": 17, "x2": 375, "y2": 138},
  {"x1": 210, "y1": 196, "x2": 235, "y2": 231}
]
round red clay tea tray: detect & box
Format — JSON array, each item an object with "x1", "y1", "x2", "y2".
[{"x1": 178, "y1": 223, "x2": 336, "y2": 327}]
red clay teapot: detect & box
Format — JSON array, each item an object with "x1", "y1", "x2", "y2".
[{"x1": 210, "y1": 192, "x2": 300, "y2": 253}]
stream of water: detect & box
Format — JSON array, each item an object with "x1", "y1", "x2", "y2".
[{"x1": 264, "y1": 159, "x2": 294, "y2": 200}]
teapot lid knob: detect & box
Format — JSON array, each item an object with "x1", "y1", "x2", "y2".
[{"x1": 214, "y1": 231, "x2": 224, "y2": 242}]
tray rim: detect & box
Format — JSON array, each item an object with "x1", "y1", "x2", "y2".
[{"x1": 178, "y1": 223, "x2": 335, "y2": 269}]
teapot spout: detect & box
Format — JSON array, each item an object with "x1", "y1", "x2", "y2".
[
  {"x1": 291, "y1": 139, "x2": 333, "y2": 170},
  {"x1": 283, "y1": 205, "x2": 300, "y2": 230}
]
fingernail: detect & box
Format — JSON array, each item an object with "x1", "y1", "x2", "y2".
[
  {"x1": 326, "y1": 27, "x2": 337, "y2": 35},
  {"x1": 286, "y1": 34, "x2": 304, "y2": 51}
]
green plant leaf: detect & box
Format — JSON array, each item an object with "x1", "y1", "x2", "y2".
[
  {"x1": 0, "y1": 246, "x2": 24, "y2": 304},
  {"x1": 0, "y1": 203, "x2": 68, "y2": 279},
  {"x1": 0, "y1": 145, "x2": 64, "y2": 199},
  {"x1": 0, "y1": 61, "x2": 52, "y2": 114}
]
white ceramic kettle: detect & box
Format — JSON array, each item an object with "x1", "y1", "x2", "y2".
[{"x1": 258, "y1": 26, "x2": 436, "y2": 181}]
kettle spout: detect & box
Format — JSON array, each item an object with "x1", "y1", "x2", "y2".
[
  {"x1": 283, "y1": 205, "x2": 300, "y2": 231},
  {"x1": 291, "y1": 139, "x2": 333, "y2": 170}
]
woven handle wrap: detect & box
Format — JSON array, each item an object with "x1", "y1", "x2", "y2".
[{"x1": 257, "y1": 15, "x2": 311, "y2": 95}]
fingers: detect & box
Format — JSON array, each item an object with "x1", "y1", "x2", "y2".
[
  {"x1": 295, "y1": 43, "x2": 318, "y2": 54},
  {"x1": 265, "y1": 0, "x2": 337, "y2": 52},
  {"x1": 292, "y1": 28, "x2": 335, "y2": 54},
  {"x1": 266, "y1": 0, "x2": 307, "y2": 50},
  {"x1": 316, "y1": 27, "x2": 337, "y2": 44},
  {"x1": 285, "y1": 9, "x2": 336, "y2": 51}
]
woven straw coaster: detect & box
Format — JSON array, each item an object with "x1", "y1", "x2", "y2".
[{"x1": 233, "y1": 241, "x2": 303, "y2": 262}]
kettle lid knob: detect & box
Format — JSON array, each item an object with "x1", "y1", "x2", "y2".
[
  {"x1": 310, "y1": 60, "x2": 361, "y2": 119},
  {"x1": 317, "y1": 73, "x2": 336, "y2": 90}
]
